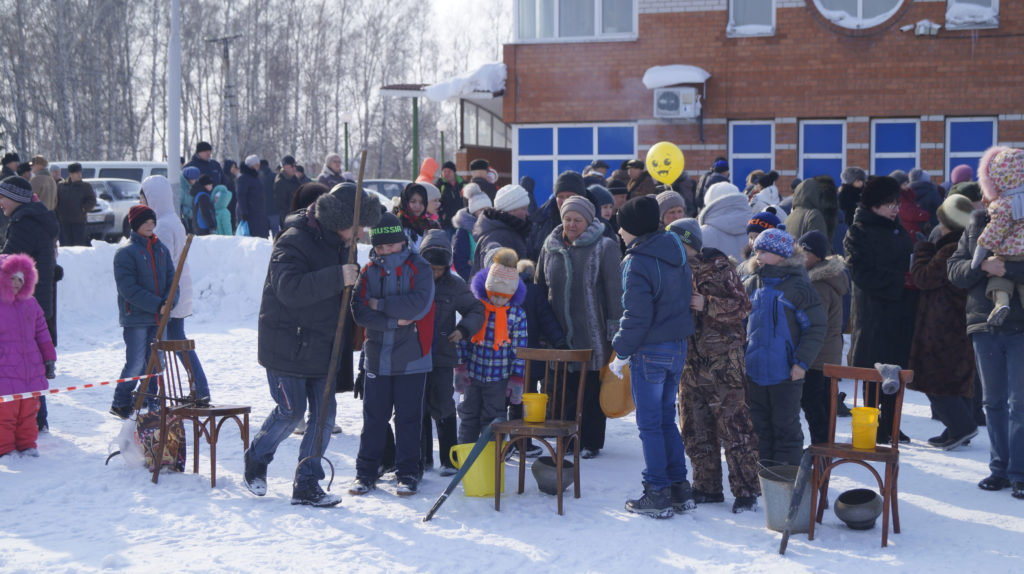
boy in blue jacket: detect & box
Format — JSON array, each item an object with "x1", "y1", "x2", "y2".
[{"x1": 610, "y1": 196, "x2": 696, "y2": 519}]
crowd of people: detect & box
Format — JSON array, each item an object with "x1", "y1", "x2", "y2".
[{"x1": 1, "y1": 143, "x2": 1022, "y2": 517}]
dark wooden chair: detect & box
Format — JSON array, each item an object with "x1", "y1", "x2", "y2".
[
  {"x1": 151, "y1": 339, "x2": 251, "y2": 487},
  {"x1": 493, "y1": 347, "x2": 592, "y2": 515},
  {"x1": 808, "y1": 364, "x2": 914, "y2": 547}
]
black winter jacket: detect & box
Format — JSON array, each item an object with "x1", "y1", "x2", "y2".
[
  {"x1": 949, "y1": 210, "x2": 1024, "y2": 336},
  {"x1": 471, "y1": 208, "x2": 530, "y2": 274},
  {"x1": 2, "y1": 202, "x2": 59, "y2": 319},
  {"x1": 235, "y1": 165, "x2": 269, "y2": 238}
]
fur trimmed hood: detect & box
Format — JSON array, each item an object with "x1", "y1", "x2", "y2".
[
  {"x1": 0, "y1": 253, "x2": 39, "y2": 303},
  {"x1": 808, "y1": 254, "x2": 849, "y2": 296},
  {"x1": 470, "y1": 268, "x2": 527, "y2": 306}
]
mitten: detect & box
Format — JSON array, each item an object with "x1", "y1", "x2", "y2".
[
  {"x1": 454, "y1": 366, "x2": 470, "y2": 394},
  {"x1": 353, "y1": 369, "x2": 365, "y2": 400},
  {"x1": 874, "y1": 363, "x2": 901, "y2": 395},
  {"x1": 44, "y1": 360, "x2": 56, "y2": 379},
  {"x1": 507, "y1": 375, "x2": 524, "y2": 405}
]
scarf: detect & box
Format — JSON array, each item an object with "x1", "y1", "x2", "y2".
[
  {"x1": 397, "y1": 208, "x2": 438, "y2": 236},
  {"x1": 471, "y1": 299, "x2": 511, "y2": 351}
]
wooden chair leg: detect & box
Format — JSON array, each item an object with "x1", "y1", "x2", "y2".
[
  {"x1": 517, "y1": 439, "x2": 527, "y2": 495},
  {"x1": 555, "y1": 436, "x2": 564, "y2": 516},
  {"x1": 891, "y1": 464, "x2": 901, "y2": 534},
  {"x1": 807, "y1": 459, "x2": 819, "y2": 541},
  {"x1": 573, "y1": 436, "x2": 581, "y2": 500},
  {"x1": 881, "y1": 484, "x2": 891, "y2": 547},
  {"x1": 242, "y1": 414, "x2": 250, "y2": 449},
  {"x1": 494, "y1": 432, "x2": 503, "y2": 511},
  {"x1": 192, "y1": 418, "x2": 201, "y2": 475},
  {"x1": 209, "y1": 417, "x2": 219, "y2": 488}
]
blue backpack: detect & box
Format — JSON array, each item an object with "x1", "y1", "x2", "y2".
[
  {"x1": 746, "y1": 276, "x2": 809, "y2": 386},
  {"x1": 193, "y1": 191, "x2": 212, "y2": 231}
]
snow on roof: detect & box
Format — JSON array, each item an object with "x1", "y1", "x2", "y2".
[
  {"x1": 642, "y1": 65, "x2": 711, "y2": 90},
  {"x1": 814, "y1": 1, "x2": 903, "y2": 30},
  {"x1": 946, "y1": 2, "x2": 999, "y2": 28},
  {"x1": 424, "y1": 62, "x2": 506, "y2": 102}
]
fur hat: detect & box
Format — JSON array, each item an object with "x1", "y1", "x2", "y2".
[
  {"x1": 469, "y1": 158, "x2": 489, "y2": 171},
  {"x1": 517, "y1": 259, "x2": 536, "y2": 280},
  {"x1": 560, "y1": 195, "x2": 595, "y2": 224},
  {"x1": 841, "y1": 166, "x2": 866, "y2": 185},
  {"x1": 753, "y1": 228, "x2": 795, "y2": 259},
  {"x1": 464, "y1": 183, "x2": 492, "y2": 214},
  {"x1": 555, "y1": 171, "x2": 586, "y2": 197},
  {"x1": 667, "y1": 218, "x2": 702, "y2": 252},
  {"x1": 616, "y1": 196, "x2": 660, "y2": 237},
  {"x1": 937, "y1": 194, "x2": 975, "y2": 232},
  {"x1": 128, "y1": 205, "x2": 157, "y2": 232},
  {"x1": 979, "y1": 146, "x2": 1024, "y2": 202},
  {"x1": 0, "y1": 176, "x2": 33, "y2": 203},
  {"x1": 182, "y1": 166, "x2": 200, "y2": 181},
  {"x1": 244, "y1": 154, "x2": 260, "y2": 168},
  {"x1": 320, "y1": 182, "x2": 383, "y2": 233},
  {"x1": 195, "y1": 141, "x2": 212, "y2": 153},
  {"x1": 704, "y1": 181, "x2": 742, "y2": 206},
  {"x1": 494, "y1": 184, "x2": 530, "y2": 212},
  {"x1": 747, "y1": 210, "x2": 782, "y2": 234},
  {"x1": 486, "y1": 248, "x2": 520, "y2": 297},
  {"x1": 908, "y1": 168, "x2": 929, "y2": 184},
  {"x1": 797, "y1": 230, "x2": 829, "y2": 261},
  {"x1": 951, "y1": 164, "x2": 974, "y2": 184},
  {"x1": 1, "y1": 152, "x2": 19, "y2": 166},
  {"x1": 656, "y1": 190, "x2": 686, "y2": 220},
  {"x1": 949, "y1": 181, "x2": 982, "y2": 203},
  {"x1": 67, "y1": 162, "x2": 83, "y2": 174},
  {"x1": 0, "y1": 253, "x2": 38, "y2": 303},
  {"x1": 861, "y1": 176, "x2": 902, "y2": 209},
  {"x1": 370, "y1": 212, "x2": 406, "y2": 246}
]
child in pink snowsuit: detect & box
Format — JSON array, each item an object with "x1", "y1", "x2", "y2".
[
  {"x1": 0, "y1": 254, "x2": 56, "y2": 458},
  {"x1": 973, "y1": 147, "x2": 1024, "y2": 326}
]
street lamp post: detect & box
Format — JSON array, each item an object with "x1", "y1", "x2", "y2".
[
  {"x1": 339, "y1": 111, "x2": 355, "y2": 172},
  {"x1": 436, "y1": 120, "x2": 446, "y2": 164}
]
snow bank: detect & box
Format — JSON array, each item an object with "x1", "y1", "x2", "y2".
[
  {"x1": 424, "y1": 62, "x2": 506, "y2": 102},
  {"x1": 642, "y1": 65, "x2": 711, "y2": 90}
]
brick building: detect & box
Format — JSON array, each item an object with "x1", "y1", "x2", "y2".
[{"x1": 503, "y1": 0, "x2": 1021, "y2": 203}]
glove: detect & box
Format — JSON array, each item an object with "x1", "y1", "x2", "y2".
[
  {"x1": 353, "y1": 369, "x2": 365, "y2": 400},
  {"x1": 609, "y1": 355, "x2": 628, "y2": 379},
  {"x1": 507, "y1": 376, "x2": 524, "y2": 405},
  {"x1": 44, "y1": 360, "x2": 56, "y2": 379},
  {"x1": 454, "y1": 366, "x2": 470, "y2": 394}
]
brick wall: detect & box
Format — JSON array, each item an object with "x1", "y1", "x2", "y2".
[{"x1": 504, "y1": 1, "x2": 1024, "y2": 182}]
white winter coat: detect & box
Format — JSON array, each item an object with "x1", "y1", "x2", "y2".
[
  {"x1": 141, "y1": 176, "x2": 194, "y2": 318},
  {"x1": 749, "y1": 184, "x2": 781, "y2": 214},
  {"x1": 699, "y1": 192, "x2": 751, "y2": 262}
]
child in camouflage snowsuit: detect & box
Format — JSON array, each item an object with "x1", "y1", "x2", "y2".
[{"x1": 668, "y1": 219, "x2": 762, "y2": 514}]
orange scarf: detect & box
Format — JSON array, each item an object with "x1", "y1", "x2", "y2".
[{"x1": 471, "y1": 300, "x2": 511, "y2": 350}]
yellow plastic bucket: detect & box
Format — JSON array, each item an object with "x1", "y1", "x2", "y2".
[
  {"x1": 522, "y1": 393, "x2": 548, "y2": 423},
  {"x1": 850, "y1": 407, "x2": 880, "y2": 450},
  {"x1": 449, "y1": 441, "x2": 504, "y2": 496}
]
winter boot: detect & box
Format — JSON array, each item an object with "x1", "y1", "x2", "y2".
[
  {"x1": 437, "y1": 415, "x2": 458, "y2": 476},
  {"x1": 292, "y1": 418, "x2": 306, "y2": 435},
  {"x1": 348, "y1": 477, "x2": 376, "y2": 496},
  {"x1": 692, "y1": 488, "x2": 725, "y2": 504},
  {"x1": 1013, "y1": 482, "x2": 1024, "y2": 500},
  {"x1": 978, "y1": 474, "x2": 1011, "y2": 491},
  {"x1": 732, "y1": 496, "x2": 758, "y2": 513},
  {"x1": 836, "y1": 392, "x2": 852, "y2": 418},
  {"x1": 625, "y1": 482, "x2": 674, "y2": 519},
  {"x1": 291, "y1": 482, "x2": 342, "y2": 507},
  {"x1": 109, "y1": 405, "x2": 132, "y2": 420},
  {"x1": 396, "y1": 476, "x2": 419, "y2": 496},
  {"x1": 242, "y1": 450, "x2": 268, "y2": 496},
  {"x1": 670, "y1": 480, "x2": 696, "y2": 512}
]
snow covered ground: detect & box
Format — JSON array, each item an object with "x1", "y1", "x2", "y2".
[{"x1": 2, "y1": 236, "x2": 1022, "y2": 573}]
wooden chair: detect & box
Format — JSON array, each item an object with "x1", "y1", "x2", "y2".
[
  {"x1": 151, "y1": 339, "x2": 251, "y2": 487},
  {"x1": 493, "y1": 347, "x2": 592, "y2": 515},
  {"x1": 807, "y1": 364, "x2": 914, "y2": 547}
]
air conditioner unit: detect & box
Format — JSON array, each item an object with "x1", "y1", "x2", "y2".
[{"x1": 653, "y1": 87, "x2": 699, "y2": 119}]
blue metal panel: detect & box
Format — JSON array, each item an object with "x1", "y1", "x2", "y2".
[
  {"x1": 950, "y1": 121, "x2": 994, "y2": 153},
  {"x1": 802, "y1": 158, "x2": 843, "y2": 186},
  {"x1": 874, "y1": 123, "x2": 916, "y2": 154},
  {"x1": 519, "y1": 128, "x2": 553, "y2": 156},
  {"x1": 732, "y1": 124, "x2": 772, "y2": 154},
  {"x1": 874, "y1": 157, "x2": 915, "y2": 177},
  {"x1": 803, "y1": 123, "x2": 844, "y2": 154},
  {"x1": 520, "y1": 160, "x2": 554, "y2": 205},
  {"x1": 948, "y1": 155, "x2": 982, "y2": 183},
  {"x1": 732, "y1": 158, "x2": 772, "y2": 189},
  {"x1": 597, "y1": 126, "x2": 635, "y2": 155},
  {"x1": 557, "y1": 127, "x2": 593, "y2": 155},
  {"x1": 558, "y1": 159, "x2": 592, "y2": 177}
]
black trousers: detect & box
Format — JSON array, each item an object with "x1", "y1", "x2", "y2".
[
  {"x1": 355, "y1": 372, "x2": 426, "y2": 482},
  {"x1": 801, "y1": 369, "x2": 830, "y2": 445}
]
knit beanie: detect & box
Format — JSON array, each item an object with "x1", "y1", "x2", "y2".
[
  {"x1": 841, "y1": 166, "x2": 866, "y2": 185},
  {"x1": 936, "y1": 194, "x2": 975, "y2": 232},
  {"x1": 469, "y1": 158, "x2": 489, "y2": 171},
  {"x1": 889, "y1": 170, "x2": 909, "y2": 186},
  {"x1": 494, "y1": 184, "x2": 530, "y2": 212},
  {"x1": 704, "y1": 181, "x2": 741, "y2": 206},
  {"x1": 607, "y1": 179, "x2": 628, "y2": 196},
  {"x1": 713, "y1": 159, "x2": 729, "y2": 173},
  {"x1": 485, "y1": 248, "x2": 520, "y2": 297},
  {"x1": 182, "y1": 166, "x2": 200, "y2": 181},
  {"x1": 950, "y1": 164, "x2": 974, "y2": 184},
  {"x1": 0, "y1": 176, "x2": 34, "y2": 203},
  {"x1": 861, "y1": 176, "x2": 902, "y2": 209},
  {"x1": 419, "y1": 229, "x2": 453, "y2": 267},
  {"x1": 320, "y1": 182, "x2": 383, "y2": 232},
  {"x1": 588, "y1": 184, "x2": 613, "y2": 208},
  {"x1": 195, "y1": 141, "x2": 213, "y2": 153},
  {"x1": 908, "y1": 168, "x2": 929, "y2": 184},
  {"x1": 420, "y1": 181, "x2": 441, "y2": 202},
  {"x1": 370, "y1": 212, "x2": 406, "y2": 246},
  {"x1": 797, "y1": 230, "x2": 829, "y2": 261},
  {"x1": 747, "y1": 210, "x2": 782, "y2": 234},
  {"x1": 616, "y1": 196, "x2": 661, "y2": 237},
  {"x1": 790, "y1": 177, "x2": 802, "y2": 191},
  {"x1": 559, "y1": 195, "x2": 595, "y2": 224},
  {"x1": 128, "y1": 205, "x2": 157, "y2": 232},
  {"x1": 667, "y1": 218, "x2": 702, "y2": 251},
  {"x1": 656, "y1": 190, "x2": 686, "y2": 219},
  {"x1": 464, "y1": 183, "x2": 492, "y2": 214},
  {"x1": 949, "y1": 181, "x2": 982, "y2": 203},
  {"x1": 753, "y1": 228, "x2": 794, "y2": 258},
  {"x1": 978, "y1": 146, "x2": 1024, "y2": 203},
  {"x1": 554, "y1": 171, "x2": 586, "y2": 197}
]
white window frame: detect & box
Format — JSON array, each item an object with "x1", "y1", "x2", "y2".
[
  {"x1": 512, "y1": 0, "x2": 639, "y2": 44},
  {"x1": 812, "y1": 0, "x2": 904, "y2": 30},
  {"x1": 946, "y1": 0, "x2": 999, "y2": 31},
  {"x1": 512, "y1": 122, "x2": 638, "y2": 191},
  {"x1": 728, "y1": 120, "x2": 776, "y2": 181},
  {"x1": 727, "y1": 0, "x2": 776, "y2": 38},
  {"x1": 945, "y1": 116, "x2": 998, "y2": 175},
  {"x1": 870, "y1": 118, "x2": 920, "y2": 175},
  {"x1": 799, "y1": 119, "x2": 847, "y2": 180}
]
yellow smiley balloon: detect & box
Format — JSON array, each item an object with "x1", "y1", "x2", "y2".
[{"x1": 646, "y1": 141, "x2": 685, "y2": 185}]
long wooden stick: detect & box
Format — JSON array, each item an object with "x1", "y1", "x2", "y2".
[{"x1": 294, "y1": 150, "x2": 368, "y2": 490}]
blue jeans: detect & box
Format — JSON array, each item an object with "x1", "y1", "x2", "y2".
[
  {"x1": 247, "y1": 369, "x2": 337, "y2": 487},
  {"x1": 972, "y1": 331, "x2": 1024, "y2": 482},
  {"x1": 629, "y1": 340, "x2": 689, "y2": 490},
  {"x1": 113, "y1": 325, "x2": 159, "y2": 409},
  {"x1": 165, "y1": 318, "x2": 210, "y2": 399}
]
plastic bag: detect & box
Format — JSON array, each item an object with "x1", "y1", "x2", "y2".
[{"x1": 234, "y1": 220, "x2": 249, "y2": 237}]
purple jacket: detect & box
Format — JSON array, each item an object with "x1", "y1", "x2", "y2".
[{"x1": 0, "y1": 254, "x2": 56, "y2": 396}]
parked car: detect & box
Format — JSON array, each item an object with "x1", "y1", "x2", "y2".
[
  {"x1": 362, "y1": 179, "x2": 412, "y2": 201},
  {"x1": 86, "y1": 198, "x2": 115, "y2": 241},
  {"x1": 85, "y1": 178, "x2": 142, "y2": 240}
]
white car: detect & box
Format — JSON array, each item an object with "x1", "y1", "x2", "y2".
[
  {"x1": 85, "y1": 178, "x2": 142, "y2": 240},
  {"x1": 85, "y1": 198, "x2": 115, "y2": 240}
]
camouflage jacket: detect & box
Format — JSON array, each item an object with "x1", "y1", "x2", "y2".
[{"x1": 689, "y1": 247, "x2": 752, "y2": 356}]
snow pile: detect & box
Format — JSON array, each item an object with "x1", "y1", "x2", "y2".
[
  {"x1": 642, "y1": 65, "x2": 711, "y2": 90},
  {"x1": 727, "y1": 23, "x2": 775, "y2": 37},
  {"x1": 946, "y1": 2, "x2": 999, "y2": 29},
  {"x1": 816, "y1": 2, "x2": 902, "y2": 30},
  {"x1": 424, "y1": 62, "x2": 506, "y2": 102}
]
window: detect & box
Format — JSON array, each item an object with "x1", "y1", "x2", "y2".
[
  {"x1": 728, "y1": 0, "x2": 775, "y2": 37},
  {"x1": 871, "y1": 119, "x2": 919, "y2": 176},
  {"x1": 946, "y1": 117, "x2": 997, "y2": 181},
  {"x1": 729, "y1": 121, "x2": 774, "y2": 188},
  {"x1": 514, "y1": 123, "x2": 635, "y2": 205},
  {"x1": 515, "y1": 0, "x2": 636, "y2": 42},
  {"x1": 799, "y1": 120, "x2": 846, "y2": 184},
  {"x1": 946, "y1": 0, "x2": 999, "y2": 30},
  {"x1": 98, "y1": 168, "x2": 143, "y2": 182},
  {"x1": 813, "y1": 0, "x2": 903, "y2": 29},
  {"x1": 461, "y1": 101, "x2": 510, "y2": 149}
]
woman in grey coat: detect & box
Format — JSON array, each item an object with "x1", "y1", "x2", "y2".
[{"x1": 536, "y1": 196, "x2": 623, "y2": 458}]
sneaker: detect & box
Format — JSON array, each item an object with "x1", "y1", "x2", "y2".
[
  {"x1": 988, "y1": 304, "x2": 1011, "y2": 327},
  {"x1": 291, "y1": 483, "x2": 342, "y2": 507},
  {"x1": 348, "y1": 478, "x2": 376, "y2": 496},
  {"x1": 625, "y1": 483, "x2": 674, "y2": 519},
  {"x1": 934, "y1": 429, "x2": 978, "y2": 451},
  {"x1": 522, "y1": 444, "x2": 543, "y2": 458},
  {"x1": 692, "y1": 488, "x2": 725, "y2": 504},
  {"x1": 581, "y1": 448, "x2": 600, "y2": 460},
  {"x1": 19, "y1": 448, "x2": 40, "y2": 458},
  {"x1": 1013, "y1": 482, "x2": 1024, "y2": 500},
  {"x1": 292, "y1": 419, "x2": 307, "y2": 435},
  {"x1": 396, "y1": 477, "x2": 418, "y2": 496},
  {"x1": 670, "y1": 480, "x2": 696, "y2": 512},
  {"x1": 836, "y1": 393, "x2": 853, "y2": 417},
  {"x1": 109, "y1": 405, "x2": 132, "y2": 420},
  {"x1": 927, "y1": 430, "x2": 950, "y2": 447},
  {"x1": 439, "y1": 465, "x2": 458, "y2": 477},
  {"x1": 242, "y1": 450, "x2": 268, "y2": 496},
  {"x1": 978, "y1": 474, "x2": 1012, "y2": 491},
  {"x1": 732, "y1": 496, "x2": 758, "y2": 513}
]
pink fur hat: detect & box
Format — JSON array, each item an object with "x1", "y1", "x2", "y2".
[
  {"x1": 978, "y1": 146, "x2": 1024, "y2": 202},
  {"x1": 0, "y1": 253, "x2": 39, "y2": 303}
]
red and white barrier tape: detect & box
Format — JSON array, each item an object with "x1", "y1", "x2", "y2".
[{"x1": 0, "y1": 373, "x2": 159, "y2": 403}]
